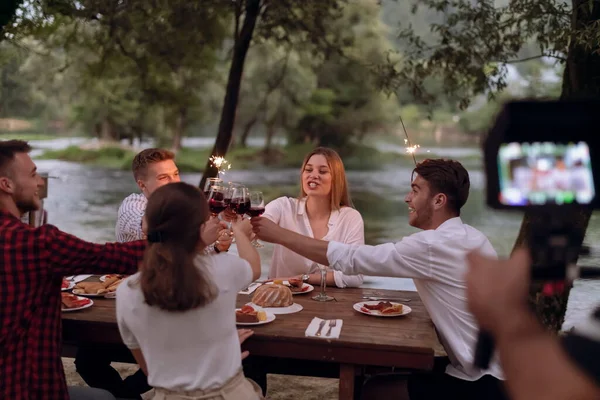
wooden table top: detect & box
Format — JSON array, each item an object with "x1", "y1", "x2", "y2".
[{"x1": 62, "y1": 280, "x2": 438, "y2": 371}]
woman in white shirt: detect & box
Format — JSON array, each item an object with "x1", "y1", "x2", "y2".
[
  {"x1": 263, "y1": 147, "x2": 365, "y2": 288},
  {"x1": 116, "y1": 182, "x2": 263, "y2": 400}
]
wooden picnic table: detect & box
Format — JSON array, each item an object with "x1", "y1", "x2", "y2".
[{"x1": 62, "y1": 279, "x2": 439, "y2": 400}]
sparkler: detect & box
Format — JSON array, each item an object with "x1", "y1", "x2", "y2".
[
  {"x1": 398, "y1": 113, "x2": 418, "y2": 165},
  {"x1": 210, "y1": 155, "x2": 231, "y2": 176}
]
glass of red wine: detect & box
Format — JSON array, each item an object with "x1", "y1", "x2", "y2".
[
  {"x1": 247, "y1": 191, "x2": 265, "y2": 248},
  {"x1": 203, "y1": 178, "x2": 223, "y2": 198},
  {"x1": 207, "y1": 185, "x2": 227, "y2": 217},
  {"x1": 229, "y1": 186, "x2": 250, "y2": 217}
]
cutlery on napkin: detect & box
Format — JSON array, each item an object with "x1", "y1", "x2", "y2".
[
  {"x1": 305, "y1": 317, "x2": 343, "y2": 339},
  {"x1": 238, "y1": 282, "x2": 263, "y2": 295},
  {"x1": 66, "y1": 275, "x2": 93, "y2": 283}
]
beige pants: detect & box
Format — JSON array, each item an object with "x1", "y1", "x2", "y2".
[{"x1": 152, "y1": 370, "x2": 264, "y2": 400}]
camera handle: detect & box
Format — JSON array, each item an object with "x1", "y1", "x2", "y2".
[{"x1": 473, "y1": 208, "x2": 590, "y2": 370}]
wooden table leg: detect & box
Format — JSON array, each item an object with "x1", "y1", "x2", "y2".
[{"x1": 339, "y1": 363, "x2": 355, "y2": 400}]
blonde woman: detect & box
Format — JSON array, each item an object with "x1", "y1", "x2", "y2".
[
  {"x1": 262, "y1": 147, "x2": 364, "y2": 288},
  {"x1": 116, "y1": 182, "x2": 263, "y2": 400}
]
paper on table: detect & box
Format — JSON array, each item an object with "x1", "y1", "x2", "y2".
[
  {"x1": 238, "y1": 282, "x2": 262, "y2": 295},
  {"x1": 305, "y1": 317, "x2": 343, "y2": 339}
]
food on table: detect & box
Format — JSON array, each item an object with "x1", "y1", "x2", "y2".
[
  {"x1": 73, "y1": 276, "x2": 126, "y2": 295},
  {"x1": 287, "y1": 278, "x2": 309, "y2": 293},
  {"x1": 61, "y1": 293, "x2": 91, "y2": 309},
  {"x1": 361, "y1": 301, "x2": 404, "y2": 314},
  {"x1": 61, "y1": 278, "x2": 71, "y2": 289},
  {"x1": 252, "y1": 284, "x2": 293, "y2": 307},
  {"x1": 236, "y1": 304, "x2": 267, "y2": 323}
]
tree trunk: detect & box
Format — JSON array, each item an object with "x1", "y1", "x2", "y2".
[
  {"x1": 239, "y1": 116, "x2": 258, "y2": 148},
  {"x1": 199, "y1": 0, "x2": 261, "y2": 189},
  {"x1": 515, "y1": 0, "x2": 600, "y2": 333},
  {"x1": 265, "y1": 120, "x2": 276, "y2": 153},
  {"x1": 171, "y1": 107, "x2": 187, "y2": 153},
  {"x1": 100, "y1": 117, "x2": 117, "y2": 141}
]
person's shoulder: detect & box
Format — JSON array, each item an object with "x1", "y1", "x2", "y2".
[
  {"x1": 339, "y1": 206, "x2": 363, "y2": 221},
  {"x1": 118, "y1": 193, "x2": 146, "y2": 215},
  {"x1": 269, "y1": 196, "x2": 297, "y2": 207},
  {"x1": 119, "y1": 193, "x2": 146, "y2": 208},
  {"x1": 117, "y1": 273, "x2": 141, "y2": 298}
]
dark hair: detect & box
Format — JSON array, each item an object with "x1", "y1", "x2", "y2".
[
  {"x1": 139, "y1": 182, "x2": 216, "y2": 312},
  {"x1": 132, "y1": 148, "x2": 175, "y2": 181},
  {"x1": 412, "y1": 159, "x2": 470, "y2": 215},
  {"x1": 0, "y1": 140, "x2": 32, "y2": 177}
]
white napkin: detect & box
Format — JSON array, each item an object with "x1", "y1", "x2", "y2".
[
  {"x1": 305, "y1": 317, "x2": 343, "y2": 339},
  {"x1": 66, "y1": 274, "x2": 93, "y2": 283},
  {"x1": 238, "y1": 282, "x2": 262, "y2": 295}
]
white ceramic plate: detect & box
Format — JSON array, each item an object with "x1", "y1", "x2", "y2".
[
  {"x1": 235, "y1": 310, "x2": 276, "y2": 326},
  {"x1": 265, "y1": 281, "x2": 314, "y2": 295},
  {"x1": 72, "y1": 288, "x2": 112, "y2": 298},
  {"x1": 353, "y1": 301, "x2": 412, "y2": 317},
  {"x1": 249, "y1": 302, "x2": 303, "y2": 315},
  {"x1": 61, "y1": 280, "x2": 75, "y2": 291},
  {"x1": 61, "y1": 295, "x2": 94, "y2": 312}
]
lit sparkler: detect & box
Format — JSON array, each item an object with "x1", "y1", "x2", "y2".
[{"x1": 210, "y1": 155, "x2": 231, "y2": 176}]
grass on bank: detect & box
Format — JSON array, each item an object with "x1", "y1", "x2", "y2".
[
  {"x1": 37, "y1": 143, "x2": 403, "y2": 172},
  {"x1": 0, "y1": 132, "x2": 63, "y2": 141}
]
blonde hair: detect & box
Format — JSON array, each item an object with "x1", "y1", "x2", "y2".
[{"x1": 299, "y1": 147, "x2": 353, "y2": 210}]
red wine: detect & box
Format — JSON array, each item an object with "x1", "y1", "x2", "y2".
[
  {"x1": 208, "y1": 199, "x2": 227, "y2": 215},
  {"x1": 230, "y1": 198, "x2": 251, "y2": 215},
  {"x1": 247, "y1": 207, "x2": 265, "y2": 217}
]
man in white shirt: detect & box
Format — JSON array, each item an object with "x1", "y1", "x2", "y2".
[
  {"x1": 76, "y1": 148, "x2": 234, "y2": 399},
  {"x1": 251, "y1": 159, "x2": 507, "y2": 400}
]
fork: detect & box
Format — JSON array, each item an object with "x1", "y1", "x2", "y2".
[{"x1": 325, "y1": 319, "x2": 337, "y2": 337}]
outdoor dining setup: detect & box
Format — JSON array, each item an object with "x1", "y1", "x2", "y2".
[{"x1": 61, "y1": 274, "x2": 439, "y2": 400}]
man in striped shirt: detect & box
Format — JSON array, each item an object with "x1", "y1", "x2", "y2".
[{"x1": 76, "y1": 148, "x2": 232, "y2": 399}]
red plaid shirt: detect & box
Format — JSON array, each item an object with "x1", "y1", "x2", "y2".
[{"x1": 0, "y1": 210, "x2": 146, "y2": 400}]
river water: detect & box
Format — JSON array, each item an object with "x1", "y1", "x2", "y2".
[{"x1": 28, "y1": 138, "x2": 600, "y2": 331}]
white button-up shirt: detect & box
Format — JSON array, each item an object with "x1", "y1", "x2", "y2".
[
  {"x1": 116, "y1": 193, "x2": 147, "y2": 242},
  {"x1": 263, "y1": 196, "x2": 364, "y2": 288},
  {"x1": 327, "y1": 217, "x2": 504, "y2": 381}
]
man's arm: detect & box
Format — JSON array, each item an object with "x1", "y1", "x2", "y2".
[
  {"x1": 252, "y1": 217, "x2": 432, "y2": 279},
  {"x1": 41, "y1": 225, "x2": 145, "y2": 276},
  {"x1": 495, "y1": 310, "x2": 600, "y2": 400}
]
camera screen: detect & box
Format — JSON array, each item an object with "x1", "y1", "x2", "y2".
[{"x1": 498, "y1": 142, "x2": 595, "y2": 206}]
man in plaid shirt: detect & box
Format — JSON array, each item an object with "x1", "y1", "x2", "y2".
[{"x1": 0, "y1": 140, "x2": 146, "y2": 400}]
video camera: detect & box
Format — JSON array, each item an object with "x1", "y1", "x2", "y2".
[{"x1": 475, "y1": 98, "x2": 600, "y2": 369}]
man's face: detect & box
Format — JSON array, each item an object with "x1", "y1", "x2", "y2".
[
  {"x1": 138, "y1": 159, "x2": 180, "y2": 197},
  {"x1": 0, "y1": 153, "x2": 45, "y2": 214},
  {"x1": 404, "y1": 175, "x2": 435, "y2": 230}
]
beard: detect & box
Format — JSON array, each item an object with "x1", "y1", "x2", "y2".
[{"x1": 14, "y1": 188, "x2": 40, "y2": 215}]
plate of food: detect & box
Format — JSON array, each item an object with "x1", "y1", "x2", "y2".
[
  {"x1": 250, "y1": 284, "x2": 303, "y2": 314},
  {"x1": 99, "y1": 274, "x2": 126, "y2": 282},
  {"x1": 236, "y1": 304, "x2": 276, "y2": 326},
  {"x1": 267, "y1": 279, "x2": 314, "y2": 295},
  {"x1": 353, "y1": 301, "x2": 411, "y2": 317},
  {"x1": 72, "y1": 275, "x2": 126, "y2": 297},
  {"x1": 61, "y1": 278, "x2": 75, "y2": 291},
  {"x1": 61, "y1": 293, "x2": 93, "y2": 312}
]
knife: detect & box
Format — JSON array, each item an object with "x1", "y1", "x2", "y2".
[
  {"x1": 315, "y1": 319, "x2": 327, "y2": 336},
  {"x1": 362, "y1": 296, "x2": 411, "y2": 302}
]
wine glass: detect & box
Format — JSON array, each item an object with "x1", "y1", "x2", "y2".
[
  {"x1": 312, "y1": 263, "x2": 334, "y2": 302},
  {"x1": 230, "y1": 185, "x2": 250, "y2": 217},
  {"x1": 248, "y1": 191, "x2": 265, "y2": 248},
  {"x1": 203, "y1": 178, "x2": 222, "y2": 198},
  {"x1": 207, "y1": 185, "x2": 227, "y2": 217}
]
